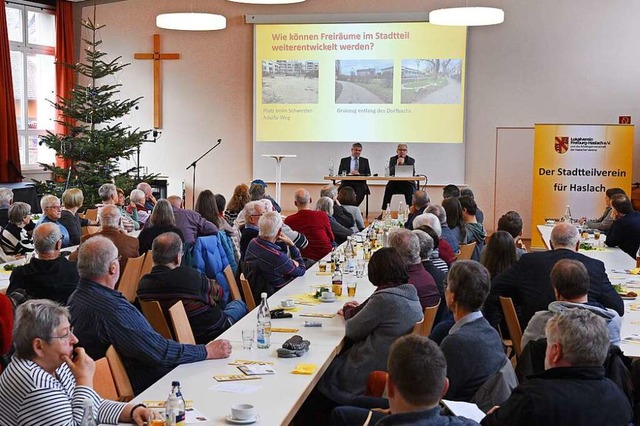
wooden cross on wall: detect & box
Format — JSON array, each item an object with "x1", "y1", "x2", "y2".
[{"x1": 134, "y1": 34, "x2": 180, "y2": 129}]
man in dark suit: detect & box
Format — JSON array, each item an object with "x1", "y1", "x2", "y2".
[
  {"x1": 485, "y1": 222, "x2": 624, "y2": 329},
  {"x1": 382, "y1": 144, "x2": 416, "y2": 210},
  {"x1": 605, "y1": 193, "x2": 640, "y2": 259},
  {"x1": 338, "y1": 142, "x2": 371, "y2": 206}
]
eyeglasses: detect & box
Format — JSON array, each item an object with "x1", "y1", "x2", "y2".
[
  {"x1": 250, "y1": 214, "x2": 263, "y2": 218},
  {"x1": 46, "y1": 206, "x2": 61, "y2": 210},
  {"x1": 112, "y1": 255, "x2": 122, "y2": 263},
  {"x1": 397, "y1": 148, "x2": 408, "y2": 151},
  {"x1": 48, "y1": 326, "x2": 74, "y2": 340}
]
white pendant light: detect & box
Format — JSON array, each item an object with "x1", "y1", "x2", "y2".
[
  {"x1": 227, "y1": 0, "x2": 305, "y2": 4},
  {"x1": 156, "y1": 13, "x2": 227, "y2": 31},
  {"x1": 429, "y1": 7, "x2": 504, "y2": 26}
]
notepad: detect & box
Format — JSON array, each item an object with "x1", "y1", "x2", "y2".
[{"x1": 237, "y1": 364, "x2": 276, "y2": 376}]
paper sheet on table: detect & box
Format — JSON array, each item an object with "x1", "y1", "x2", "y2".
[
  {"x1": 209, "y1": 382, "x2": 262, "y2": 394},
  {"x1": 441, "y1": 400, "x2": 485, "y2": 422},
  {"x1": 291, "y1": 363, "x2": 317, "y2": 375}
]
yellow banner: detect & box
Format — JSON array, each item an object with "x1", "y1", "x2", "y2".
[{"x1": 531, "y1": 124, "x2": 634, "y2": 248}]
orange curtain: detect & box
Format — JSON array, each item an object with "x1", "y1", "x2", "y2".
[
  {"x1": 0, "y1": 3, "x2": 22, "y2": 182},
  {"x1": 55, "y1": 0, "x2": 74, "y2": 169}
]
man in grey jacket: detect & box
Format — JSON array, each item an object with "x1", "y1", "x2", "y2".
[{"x1": 521, "y1": 258, "x2": 621, "y2": 349}]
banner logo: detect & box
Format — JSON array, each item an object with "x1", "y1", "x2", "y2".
[{"x1": 554, "y1": 136, "x2": 569, "y2": 154}]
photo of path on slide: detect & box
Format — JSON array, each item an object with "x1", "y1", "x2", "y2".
[
  {"x1": 335, "y1": 59, "x2": 393, "y2": 104},
  {"x1": 401, "y1": 58, "x2": 462, "y2": 104},
  {"x1": 262, "y1": 60, "x2": 319, "y2": 104}
]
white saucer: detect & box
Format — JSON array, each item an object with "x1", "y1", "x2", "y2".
[
  {"x1": 226, "y1": 414, "x2": 259, "y2": 424},
  {"x1": 320, "y1": 297, "x2": 336, "y2": 303}
]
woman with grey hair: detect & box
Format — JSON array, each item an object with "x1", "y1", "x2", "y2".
[
  {"x1": 0, "y1": 299, "x2": 153, "y2": 424},
  {"x1": 137, "y1": 199, "x2": 185, "y2": 254},
  {"x1": 126, "y1": 189, "x2": 149, "y2": 225},
  {"x1": 0, "y1": 201, "x2": 34, "y2": 255},
  {"x1": 316, "y1": 196, "x2": 352, "y2": 245}
]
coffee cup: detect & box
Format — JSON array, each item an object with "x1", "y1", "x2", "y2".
[
  {"x1": 231, "y1": 403, "x2": 255, "y2": 420},
  {"x1": 321, "y1": 291, "x2": 335, "y2": 300}
]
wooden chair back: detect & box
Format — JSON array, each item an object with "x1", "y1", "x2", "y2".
[
  {"x1": 412, "y1": 300, "x2": 441, "y2": 337},
  {"x1": 94, "y1": 357, "x2": 119, "y2": 401},
  {"x1": 365, "y1": 371, "x2": 389, "y2": 397},
  {"x1": 84, "y1": 208, "x2": 98, "y2": 222},
  {"x1": 139, "y1": 250, "x2": 154, "y2": 279},
  {"x1": 240, "y1": 273, "x2": 256, "y2": 311},
  {"x1": 224, "y1": 265, "x2": 242, "y2": 302},
  {"x1": 457, "y1": 241, "x2": 477, "y2": 260},
  {"x1": 168, "y1": 300, "x2": 196, "y2": 344},
  {"x1": 140, "y1": 299, "x2": 173, "y2": 340},
  {"x1": 81, "y1": 226, "x2": 100, "y2": 237},
  {"x1": 500, "y1": 296, "x2": 523, "y2": 358},
  {"x1": 105, "y1": 346, "x2": 134, "y2": 401},
  {"x1": 117, "y1": 254, "x2": 145, "y2": 302}
]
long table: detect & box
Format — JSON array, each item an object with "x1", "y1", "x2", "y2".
[
  {"x1": 537, "y1": 225, "x2": 640, "y2": 357},
  {"x1": 115, "y1": 254, "x2": 377, "y2": 425}
]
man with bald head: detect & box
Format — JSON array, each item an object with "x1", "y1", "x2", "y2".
[
  {"x1": 69, "y1": 236, "x2": 232, "y2": 394},
  {"x1": 167, "y1": 195, "x2": 217, "y2": 246},
  {"x1": 7, "y1": 223, "x2": 79, "y2": 304},
  {"x1": 487, "y1": 222, "x2": 623, "y2": 329},
  {"x1": 284, "y1": 188, "x2": 334, "y2": 261}
]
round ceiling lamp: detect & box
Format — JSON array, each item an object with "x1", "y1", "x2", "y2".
[
  {"x1": 156, "y1": 13, "x2": 227, "y2": 31},
  {"x1": 429, "y1": 7, "x2": 504, "y2": 26},
  {"x1": 226, "y1": 0, "x2": 305, "y2": 4}
]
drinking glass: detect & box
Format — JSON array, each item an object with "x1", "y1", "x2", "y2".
[
  {"x1": 347, "y1": 281, "x2": 357, "y2": 297},
  {"x1": 242, "y1": 329, "x2": 255, "y2": 349},
  {"x1": 356, "y1": 259, "x2": 366, "y2": 278}
]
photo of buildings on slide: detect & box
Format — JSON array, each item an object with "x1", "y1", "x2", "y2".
[
  {"x1": 401, "y1": 59, "x2": 462, "y2": 104},
  {"x1": 335, "y1": 59, "x2": 393, "y2": 104},
  {"x1": 262, "y1": 60, "x2": 319, "y2": 104}
]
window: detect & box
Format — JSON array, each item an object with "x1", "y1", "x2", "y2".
[{"x1": 6, "y1": 2, "x2": 56, "y2": 167}]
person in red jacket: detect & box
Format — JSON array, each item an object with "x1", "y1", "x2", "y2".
[
  {"x1": 0, "y1": 293, "x2": 13, "y2": 373},
  {"x1": 284, "y1": 189, "x2": 335, "y2": 262}
]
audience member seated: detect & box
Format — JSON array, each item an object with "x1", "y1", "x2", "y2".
[
  {"x1": 321, "y1": 185, "x2": 355, "y2": 230},
  {"x1": 388, "y1": 229, "x2": 439, "y2": 310},
  {"x1": 412, "y1": 229, "x2": 446, "y2": 300},
  {"x1": 414, "y1": 225, "x2": 449, "y2": 275},
  {"x1": 68, "y1": 236, "x2": 232, "y2": 394},
  {"x1": 0, "y1": 299, "x2": 154, "y2": 424},
  {"x1": 480, "y1": 211, "x2": 526, "y2": 262},
  {"x1": 404, "y1": 190, "x2": 430, "y2": 230},
  {"x1": 0, "y1": 187, "x2": 12, "y2": 228},
  {"x1": 58, "y1": 188, "x2": 97, "y2": 246},
  {"x1": 243, "y1": 212, "x2": 306, "y2": 295},
  {"x1": 442, "y1": 197, "x2": 464, "y2": 252},
  {"x1": 460, "y1": 188, "x2": 483, "y2": 224},
  {"x1": 522, "y1": 259, "x2": 621, "y2": 349},
  {"x1": 458, "y1": 196, "x2": 486, "y2": 261},
  {"x1": 37, "y1": 195, "x2": 71, "y2": 248},
  {"x1": 138, "y1": 199, "x2": 185, "y2": 254},
  {"x1": 127, "y1": 189, "x2": 150, "y2": 226},
  {"x1": 167, "y1": 195, "x2": 217, "y2": 246},
  {"x1": 605, "y1": 193, "x2": 640, "y2": 259},
  {"x1": 0, "y1": 293, "x2": 13, "y2": 373},
  {"x1": 481, "y1": 231, "x2": 518, "y2": 279},
  {"x1": 426, "y1": 204, "x2": 460, "y2": 255},
  {"x1": 413, "y1": 213, "x2": 456, "y2": 265},
  {"x1": 196, "y1": 190, "x2": 241, "y2": 264},
  {"x1": 481, "y1": 309, "x2": 633, "y2": 425},
  {"x1": 224, "y1": 184, "x2": 250, "y2": 226},
  {"x1": 488, "y1": 222, "x2": 623, "y2": 330},
  {"x1": 137, "y1": 182, "x2": 157, "y2": 212},
  {"x1": 442, "y1": 184, "x2": 461, "y2": 200},
  {"x1": 0, "y1": 202, "x2": 34, "y2": 255},
  {"x1": 337, "y1": 186, "x2": 365, "y2": 232},
  {"x1": 239, "y1": 201, "x2": 266, "y2": 261},
  {"x1": 97, "y1": 183, "x2": 138, "y2": 231},
  {"x1": 580, "y1": 187, "x2": 625, "y2": 234},
  {"x1": 138, "y1": 232, "x2": 247, "y2": 344},
  {"x1": 316, "y1": 197, "x2": 353, "y2": 245},
  {"x1": 284, "y1": 189, "x2": 334, "y2": 262},
  {"x1": 70, "y1": 205, "x2": 139, "y2": 269},
  {"x1": 442, "y1": 261, "x2": 506, "y2": 401},
  {"x1": 300, "y1": 248, "x2": 422, "y2": 423},
  {"x1": 7, "y1": 223, "x2": 79, "y2": 305},
  {"x1": 332, "y1": 335, "x2": 481, "y2": 426},
  {"x1": 249, "y1": 179, "x2": 281, "y2": 213}
]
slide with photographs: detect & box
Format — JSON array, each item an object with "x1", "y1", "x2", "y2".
[{"x1": 255, "y1": 22, "x2": 467, "y2": 143}]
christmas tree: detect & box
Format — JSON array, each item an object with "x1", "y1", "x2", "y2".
[{"x1": 38, "y1": 9, "x2": 150, "y2": 206}]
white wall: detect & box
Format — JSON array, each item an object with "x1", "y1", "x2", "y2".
[{"x1": 85, "y1": 0, "x2": 640, "y2": 226}]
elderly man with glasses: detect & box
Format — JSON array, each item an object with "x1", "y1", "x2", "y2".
[
  {"x1": 0, "y1": 299, "x2": 154, "y2": 424},
  {"x1": 381, "y1": 144, "x2": 417, "y2": 211},
  {"x1": 37, "y1": 194, "x2": 71, "y2": 248}
]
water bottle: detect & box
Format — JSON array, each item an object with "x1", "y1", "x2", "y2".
[
  {"x1": 332, "y1": 264, "x2": 344, "y2": 296},
  {"x1": 256, "y1": 293, "x2": 271, "y2": 349},
  {"x1": 165, "y1": 381, "x2": 186, "y2": 426},
  {"x1": 344, "y1": 236, "x2": 356, "y2": 274},
  {"x1": 80, "y1": 399, "x2": 97, "y2": 426},
  {"x1": 328, "y1": 159, "x2": 335, "y2": 176},
  {"x1": 397, "y1": 201, "x2": 405, "y2": 223},
  {"x1": 385, "y1": 205, "x2": 392, "y2": 225},
  {"x1": 563, "y1": 205, "x2": 572, "y2": 223},
  {"x1": 384, "y1": 165, "x2": 389, "y2": 177}
]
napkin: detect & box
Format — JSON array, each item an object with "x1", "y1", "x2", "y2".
[{"x1": 292, "y1": 364, "x2": 317, "y2": 374}]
